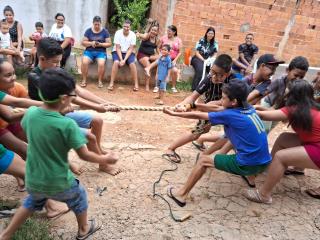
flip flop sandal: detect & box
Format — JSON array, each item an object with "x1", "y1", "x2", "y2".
[
  {"x1": 80, "y1": 82, "x2": 87, "y2": 88},
  {"x1": 76, "y1": 219, "x2": 101, "y2": 240},
  {"x1": 241, "y1": 176, "x2": 256, "y2": 188},
  {"x1": 305, "y1": 189, "x2": 320, "y2": 200},
  {"x1": 162, "y1": 151, "x2": 181, "y2": 163},
  {"x1": 107, "y1": 85, "x2": 114, "y2": 91},
  {"x1": 133, "y1": 87, "x2": 139, "y2": 92},
  {"x1": 244, "y1": 189, "x2": 272, "y2": 204},
  {"x1": 98, "y1": 82, "x2": 104, "y2": 88},
  {"x1": 167, "y1": 186, "x2": 186, "y2": 207},
  {"x1": 192, "y1": 141, "x2": 206, "y2": 151},
  {"x1": 284, "y1": 169, "x2": 305, "y2": 175}
]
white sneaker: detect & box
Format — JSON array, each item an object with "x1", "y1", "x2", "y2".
[
  {"x1": 153, "y1": 87, "x2": 159, "y2": 93},
  {"x1": 171, "y1": 87, "x2": 178, "y2": 93}
]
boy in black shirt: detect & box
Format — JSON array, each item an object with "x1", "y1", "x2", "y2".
[{"x1": 162, "y1": 54, "x2": 236, "y2": 163}]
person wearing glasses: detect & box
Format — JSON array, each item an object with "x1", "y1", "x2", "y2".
[
  {"x1": 232, "y1": 33, "x2": 259, "y2": 75},
  {"x1": 48, "y1": 13, "x2": 73, "y2": 68}
]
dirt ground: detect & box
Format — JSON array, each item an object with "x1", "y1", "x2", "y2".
[{"x1": 1, "y1": 82, "x2": 320, "y2": 240}]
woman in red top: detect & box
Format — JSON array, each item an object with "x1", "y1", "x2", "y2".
[{"x1": 244, "y1": 80, "x2": 320, "y2": 204}]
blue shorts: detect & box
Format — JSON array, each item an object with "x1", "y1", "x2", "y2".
[
  {"x1": 0, "y1": 149, "x2": 14, "y2": 174},
  {"x1": 65, "y1": 111, "x2": 93, "y2": 129},
  {"x1": 83, "y1": 50, "x2": 107, "y2": 61},
  {"x1": 23, "y1": 179, "x2": 88, "y2": 215},
  {"x1": 112, "y1": 51, "x2": 135, "y2": 65},
  {"x1": 157, "y1": 79, "x2": 167, "y2": 91}
]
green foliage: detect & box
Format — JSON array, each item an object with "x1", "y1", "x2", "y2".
[
  {"x1": 7, "y1": 217, "x2": 53, "y2": 240},
  {"x1": 111, "y1": 0, "x2": 150, "y2": 31}
]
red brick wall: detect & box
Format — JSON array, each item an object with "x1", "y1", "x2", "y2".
[
  {"x1": 149, "y1": 0, "x2": 169, "y2": 34},
  {"x1": 150, "y1": 0, "x2": 320, "y2": 66}
]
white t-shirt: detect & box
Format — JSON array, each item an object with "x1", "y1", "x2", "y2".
[
  {"x1": 49, "y1": 23, "x2": 72, "y2": 42},
  {"x1": 0, "y1": 32, "x2": 11, "y2": 48},
  {"x1": 112, "y1": 29, "x2": 136, "y2": 52}
]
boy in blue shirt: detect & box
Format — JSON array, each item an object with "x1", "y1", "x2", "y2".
[
  {"x1": 163, "y1": 79, "x2": 271, "y2": 207},
  {"x1": 145, "y1": 44, "x2": 172, "y2": 105}
]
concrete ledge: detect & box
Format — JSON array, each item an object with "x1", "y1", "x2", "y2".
[{"x1": 65, "y1": 53, "x2": 320, "y2": 84}]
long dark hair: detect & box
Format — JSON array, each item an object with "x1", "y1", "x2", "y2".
[
  {"x1": 204, "y1": 27, "x2": 215, "y2": 46},
  {"x1": 3, "y1": 5, "x2": 14, "y2": 15},
  {"x1": 286, "y1": 79, "x2": 320, "y2": 131}
]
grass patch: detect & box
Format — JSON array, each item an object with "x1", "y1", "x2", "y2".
[
  {"x1": 8, "y1": 217, "x2": 53, "y2": 240},
  {"x1": 175, "y1": 79, "x2": 192, "y2": 92}
]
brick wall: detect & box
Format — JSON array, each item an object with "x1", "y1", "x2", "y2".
[
  {"x1": 149, "y1": 0, "x2": 169, "y2": 34},
  {"x1": 150, "y1": 0, "x2": 320, "y2": 66}
]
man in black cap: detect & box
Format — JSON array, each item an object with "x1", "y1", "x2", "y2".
[{"x1": 244, "y1": 53, "x2": 285, "y2": 105}]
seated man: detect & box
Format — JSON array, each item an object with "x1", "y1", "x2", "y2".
[
  {"x1": 232, "y1": 33, "x2": 258, "y2": 75},
  {"x1": 163, "y1": 79, "x2": 271, "y2": 207},
  {"x1": 108, "y1": 19, "x2": 139, "y2": 91}
]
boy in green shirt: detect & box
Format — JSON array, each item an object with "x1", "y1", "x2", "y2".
[{"x1": 0, "y1": 68, "x2": 117, "y2": 240}]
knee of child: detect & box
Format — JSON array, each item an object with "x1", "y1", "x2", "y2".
[{"x1": 91, "y1": 117, "x2": 103, "y2": 127}]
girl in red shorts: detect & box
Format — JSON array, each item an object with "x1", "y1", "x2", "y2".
[{"x1": 244, "y1": 79, "x2": 320, "y2": 204}]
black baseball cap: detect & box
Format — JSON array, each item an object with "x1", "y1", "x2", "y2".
[{"x1": 257, "y1": 54, "x2": 285, "y2": 68}]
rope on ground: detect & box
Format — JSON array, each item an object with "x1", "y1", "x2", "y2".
[{"x1": 119, "y1": 106, "x2": 170, "y2": 111}]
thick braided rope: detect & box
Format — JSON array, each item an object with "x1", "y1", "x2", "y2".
[
  {"x1": 11, "y1": 106, "x2": 173, "y2": 113},
  {"x1": 119, "y1": 106, "x2": 171, "y2": 111}
]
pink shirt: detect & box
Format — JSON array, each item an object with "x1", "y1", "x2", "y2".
[{"x1": 160, "y1": 35, "x2": 182, "y2": 60}]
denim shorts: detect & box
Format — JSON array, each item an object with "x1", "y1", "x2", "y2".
[
  {"x1": 23, "y1": 179, "x2": 88, "y2": 215},
  {"x1": 157, "y1": 79, "x2": 167, "y2": 91},
  {"x1": 112, "y1": 51, "x2": 135, "y2": 65},
  {"x1": 0, "y1": 149, "x2": 14, "y2": 174},
  {"x1": 83, "y1": 50, "x2": 107, "y2": 61},
  {"x1": 66, "y1": 111, "x2": 93, "y2": 129}
]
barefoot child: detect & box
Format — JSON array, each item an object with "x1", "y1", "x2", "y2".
[
  {"x1": 28, "y1": 38, "x2": 121, "y2": 175},
  {"x1": 163, "y1": 79, "x2": 271, "y2": 207},
  {"x1": 145, "y1": 44, "x2": 172, "y2": 105},
  {"x1": 0, "y1": 68, "x2": 118, "y2": 240},
  {"x1": 0, "y1": 21, "x2": 24, "y2": 64}
]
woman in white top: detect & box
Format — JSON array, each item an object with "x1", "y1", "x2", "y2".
[{"x1": 49, "y1": 13, "x2": 73, "y2": 68}]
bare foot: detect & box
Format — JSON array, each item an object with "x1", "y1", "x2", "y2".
[
  {"x1": 16, "y1": 177, "x2": 25, "y2": 192},
  {"x1": 154, "y1": 95, "x2": 160, "y2": 99},
  {"x1": 144, "y1": 67, "x2": 151, "y2": 77},
  {"x1": 45, "y1": 200, "x2": 69, "y2": 219},
  {"x1": 155, "y1": 100, "x2": 164, "y2": 105},
  {"x1": 104, "y1": 151, "x2": 118, "y2": 164},
  {"x1": 99, "y1": 164, "x2": 123, "y2": 176},
  {"x1": 69, "y1": 162, "x2": 87, "y2": 175}
]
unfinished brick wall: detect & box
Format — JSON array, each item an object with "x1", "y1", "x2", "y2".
[
  {"x1": 150, "y1": 0, "x2": 320, "y2": 66},
  {"x1": 149, "y1": 0, "x2": 169, "y2": 34}
]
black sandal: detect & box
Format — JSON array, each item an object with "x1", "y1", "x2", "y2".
[
  {"x1": 162, "y1": 151, "x2": 181, "y2": 163},
  {"x1": 192, "y1": 141, "x2": 206, "y2": 151},
  {"x1": 241, "y1": 176, "x2": 256, "y2": 188},
  {"x1": 167, "y1": 186, "x2": 186, "y2": 207},
  {"x1": 76, "y1": 219, "x2": 101, "y2": 240}
]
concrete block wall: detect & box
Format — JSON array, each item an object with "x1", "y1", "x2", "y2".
[{"x1": 150, "y1": 0, "x2": 320, "y2": 66}]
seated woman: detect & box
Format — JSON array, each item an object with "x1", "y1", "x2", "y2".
[
  {"x1": 191, "y1": 27, "x2": 218, "y2": 91},
  {"x1": 2, "y1": 5, "x2": 24, "y2": 64},
  {"x1": 136, "y1": 20, "x2": 160, "y2": 91},
  {"x1": 159, "y1": 25, "x2": 182, "y2": 93},
  {"x1": 49, "y1": 13, "x2": 73, "y2": 68},
  {"x1": 80, "y1": 16, "x2": 111, "y2": 88},
  {"x1": 245, "y1": 80, "x2": 320, "y2": 204}
]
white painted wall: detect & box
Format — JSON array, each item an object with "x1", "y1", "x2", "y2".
[{"x1": 0, "y1": 0, "x2": 108, "y2": 46}]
